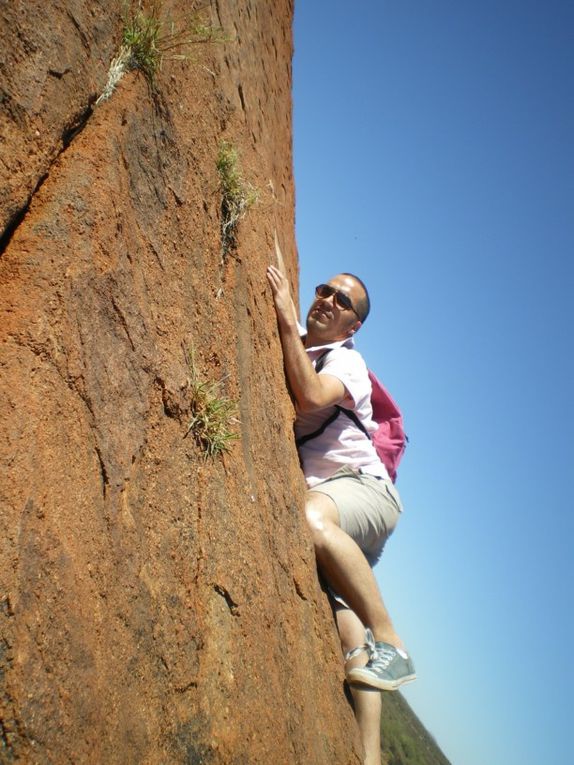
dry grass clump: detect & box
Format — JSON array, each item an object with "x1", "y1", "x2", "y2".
[
  {"x1": 97, "y1": 1, "x2": 226, "y2": 104},
  {"x1": 216, "y1": 141, "x2": 258, "y2": 255},
  {"x1": 184, "y1": 351, "x2": 239, "y2": 458}
]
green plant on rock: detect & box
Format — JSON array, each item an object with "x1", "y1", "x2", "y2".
[
  {"x1": 216, "y1": 141, "x2": 258, "y2": 256},
  {"x1": 97, "y1": 0, "x2": 226, "y2": 104},
  {"x1": 184, "y1": 350, "x2": 239, "y2": 458}
]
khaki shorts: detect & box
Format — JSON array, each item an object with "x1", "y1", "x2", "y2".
[{"x1": 309, "y1": 465, "x2": 403, "y2": 565}]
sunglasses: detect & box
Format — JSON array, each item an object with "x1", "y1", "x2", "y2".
[{"x1": 315, "y1": 284, "x2": 362, "y2": 320}]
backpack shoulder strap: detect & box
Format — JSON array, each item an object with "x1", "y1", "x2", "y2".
[
  {"x1": 295, "y1": 408, "x2": 342, "y2": 447},
  {"x1": 337, "y1": 406, "x2": 370, "y2": 439},
  {"x1": 314, "y1": 349, "x2": 331, "y2": 374}
]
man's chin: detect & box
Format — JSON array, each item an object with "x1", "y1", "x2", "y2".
[
  {"x1": 308, "y1": 310, "x2": 332, "y2": 326},
  {"x1": 306, "y1": 318, "x2": 338, "y2": 343},
  {"x1": 307, "y1": 316, "x2": 328, "y2": 333}
]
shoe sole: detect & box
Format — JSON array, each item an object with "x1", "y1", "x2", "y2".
[{"x1": 346, "y1": 669, "x2": 417, "y2": 691}]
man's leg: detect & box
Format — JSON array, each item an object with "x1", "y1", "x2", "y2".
[
  {"x1": 336, "y1": 606, "x2": 382, "y2": 765},
  {"x1": 306, "y1": 490, "x2": 403, "y2": 648}
]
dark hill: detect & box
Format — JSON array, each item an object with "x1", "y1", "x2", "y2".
[{"x1": 380, "y1": 693, "x2": 452, "y2": 765}]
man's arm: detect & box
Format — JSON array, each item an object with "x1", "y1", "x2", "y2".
[{"x1": 266, "y1": 265, "x2": 346, "y2": 412}]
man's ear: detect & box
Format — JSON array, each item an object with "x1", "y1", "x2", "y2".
[{"x1": 349, "y1": 321, "x2": 362, "y2": 335}]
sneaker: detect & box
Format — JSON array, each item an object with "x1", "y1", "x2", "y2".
[{"x1": 345, "y1": 629, "x2": 416, "y2": 691}]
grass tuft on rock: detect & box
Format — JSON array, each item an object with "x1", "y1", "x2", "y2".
[
  {"x1": 216, "y1": 141, "x2": 258, "y2": 256},
  {"x1": 97, "y1": 1, "x2": 226, "y2": 104},
  {"x1": 184, "y1": 350, "x2": 239, "y2": 458}
]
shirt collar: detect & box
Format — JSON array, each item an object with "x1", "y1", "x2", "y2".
[{"x1": 297, "y1": 322, "x2": 355, "y2": 352}]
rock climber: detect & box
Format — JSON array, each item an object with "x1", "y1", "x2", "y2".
[{"x1": 266, "y1": 263, "x2": 415, "y2": 765}]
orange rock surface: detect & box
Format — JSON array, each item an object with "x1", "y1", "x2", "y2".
[{"x1": 0, "y1": 2, "x2": 362, "y2": 762}]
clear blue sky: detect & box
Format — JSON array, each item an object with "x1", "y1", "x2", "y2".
[{"x1": 292, "y1": 2, "x2": 573, "y2": 764}]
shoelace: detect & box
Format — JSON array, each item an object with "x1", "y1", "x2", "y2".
[
  {"x1": 372, "y1": 645, "x2": 396, "y2": 670},
  {"x1": 344, "y1": 628, "x2": 377, "y2": 664}
]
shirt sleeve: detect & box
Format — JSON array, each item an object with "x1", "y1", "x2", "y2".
[{"x1": 317, "y1": 347, "x2": 369, "y2": 409}]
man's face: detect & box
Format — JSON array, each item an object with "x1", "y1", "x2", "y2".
[{"x1": 306, "y1": 274, "x2": 364, "y2": 344}]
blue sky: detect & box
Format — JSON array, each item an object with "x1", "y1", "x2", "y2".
[{"x1": 292, "y1": 2, "x2": 573, "y2": 764}]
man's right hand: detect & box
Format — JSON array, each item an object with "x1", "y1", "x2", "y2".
[{"x1": 266, "y1": 265, "x2": 298, "y2": 328}]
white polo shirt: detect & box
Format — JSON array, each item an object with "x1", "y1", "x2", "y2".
[{"x1": 295, "y1": 334, "x2": 390, "y2": 488}]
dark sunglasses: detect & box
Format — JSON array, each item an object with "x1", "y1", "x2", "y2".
[{"x1": 315, "y1": 284, "x2": 362, "y2": 320}]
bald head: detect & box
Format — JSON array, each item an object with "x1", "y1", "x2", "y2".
[{"x1": 341, "y1": 273, "x2": 370, "y2": 323}]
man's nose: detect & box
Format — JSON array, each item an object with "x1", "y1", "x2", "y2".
[{"x1": 319, "y1": 293, "x2": 336, "y2": 307}]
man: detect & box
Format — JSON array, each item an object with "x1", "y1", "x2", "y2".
[{"x1": 266, "y1": 265, "x2": 415, "y2": 765}]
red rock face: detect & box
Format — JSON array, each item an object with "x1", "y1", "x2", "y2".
[
  {"x1": 0, "y1": 0, "x2": 123, "y2": 241},
  {"x1": 0, "y1": 2, "x2": 362, "y2": 762}
]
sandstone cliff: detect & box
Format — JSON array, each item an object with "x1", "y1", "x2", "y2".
[{"x1": 0, "y1": 2, "x2": 362, "y2": 762}]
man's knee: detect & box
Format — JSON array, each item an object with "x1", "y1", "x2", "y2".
[{"x1": 305, "y1": 491, "x2": 340, "y2": 545}]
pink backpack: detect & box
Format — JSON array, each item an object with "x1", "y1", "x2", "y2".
[
  {"x1": 296, "y1": 352, "x2": 408, "y2": 483},
  {"x1": 366, "y1": 368, "x2": 407, "y2": 483}
]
